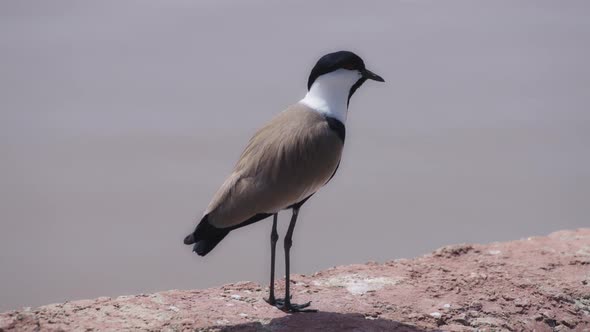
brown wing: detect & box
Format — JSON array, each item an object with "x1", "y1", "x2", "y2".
[{"x1": 204, "y1": 103, "x2": 344, "y2": 228}]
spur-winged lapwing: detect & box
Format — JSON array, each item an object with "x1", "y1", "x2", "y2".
[{"x1": 184, "y1": 51, "x2": 384, "y2": 312}]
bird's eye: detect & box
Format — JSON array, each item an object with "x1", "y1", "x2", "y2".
[{"x1": 342, "y1": 63, "x2": 356, "y2": 70}]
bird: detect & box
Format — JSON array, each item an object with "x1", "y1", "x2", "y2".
[{"x1": 184, "y1": 50, "x2": 384, "y2": 312}]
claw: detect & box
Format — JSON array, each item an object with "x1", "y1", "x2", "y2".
[
  {"x1": 274, "y1": 300, "x2": 317, "y2": 313},
  {"x1": 272, "y1": 295, "x2": 292, "y2": 306}
]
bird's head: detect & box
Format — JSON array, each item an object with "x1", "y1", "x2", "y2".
[{"x1": 307, "y1": 51, "x2": 384, "y2": 105}]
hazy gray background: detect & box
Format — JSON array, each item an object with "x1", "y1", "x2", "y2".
[{"x1": 1, "y1": 0, "x2": 589, "y2": 311}]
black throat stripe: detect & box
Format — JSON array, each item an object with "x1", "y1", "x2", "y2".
[{"x1": 325, "y1": 116, "x2": 346, "y2": 143}]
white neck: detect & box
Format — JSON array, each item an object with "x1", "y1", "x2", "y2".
[{"x1": 299, "y1": 69, "x2": 361, "y2": 124}]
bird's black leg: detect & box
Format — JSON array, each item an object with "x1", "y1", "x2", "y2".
[
  {"x1": 265, "y1": 213, "x2": 279, "y2": 305},
  {"x1": 275, "y1": 207, "x2": 316, "y2": 313}
]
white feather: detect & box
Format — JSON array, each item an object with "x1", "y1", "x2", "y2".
[{"x1": 299, "y1": 69, "x2": 362, "y2": 124}]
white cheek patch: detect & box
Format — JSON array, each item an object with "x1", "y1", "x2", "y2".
[{"x1": 300, "y1": 69, "x2": 362, "y2": 124}]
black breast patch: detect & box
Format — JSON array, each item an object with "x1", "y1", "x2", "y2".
[{"x1": 325, "y1": 116, "x2": 346, "y2": 143}]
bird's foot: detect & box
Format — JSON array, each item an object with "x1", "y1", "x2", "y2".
[
  {"x1": 264, "y1": 296, "x2": 279, "y2": 306},
  {"x1": 264, "y1": 295, "x2": 289, "y2": 306},
  {"x1": 274, "y1": 298, "x2": 316, "y2": 313}
]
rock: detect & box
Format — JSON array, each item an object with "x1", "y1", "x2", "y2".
[
  {"x1": 2, "y1": 229, "x2": 590, "y2": 331},
  {"x1": 429, "y1": 311, "x2": 442, "y2": 318},
  {"x1": 470, "y1": 316, "x2": 507, "y2": 328},
  {"x1": 432, "y1": 243, "x2": 474, "y2": 258}
]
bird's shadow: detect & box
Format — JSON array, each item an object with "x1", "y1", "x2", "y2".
[{"x1": 215, "y1": 311, "x2": 435, "y2": 332}]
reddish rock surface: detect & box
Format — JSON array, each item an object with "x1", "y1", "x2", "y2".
[{"x1": 1, "y1": 229, "x2": 589, "y2": 331}]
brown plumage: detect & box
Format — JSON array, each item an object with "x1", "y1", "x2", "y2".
[
  {"x1": 183, "y1": 103, "x2": 343, "y2": 256},
  {"x1": 206, "y1": 103, "x2": 343, "y2": 228}
]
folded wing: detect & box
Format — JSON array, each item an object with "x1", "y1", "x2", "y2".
[{"x1": 205, "y1": 103, "x2": 344, "y2": 229}]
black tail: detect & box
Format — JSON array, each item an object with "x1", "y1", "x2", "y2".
[
  {"x1": 183, "y1": 215, "x2": 229, "y2": 256},
  {"x1": 183, "y1": 213, "x2": 273, "y2": 256}
]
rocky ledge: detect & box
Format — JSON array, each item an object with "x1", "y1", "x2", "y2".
[{"x1": 1, "y1": 229, "x2": 589, "y2": 331}]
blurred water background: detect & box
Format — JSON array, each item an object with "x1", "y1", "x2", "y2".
[{"x1": 1, "y1": 0, "x2": 589, "y2": 310}]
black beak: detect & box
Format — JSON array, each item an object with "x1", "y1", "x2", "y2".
[{"x1": 362, "y1": 69, "x2": 385, "y2": 82}]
